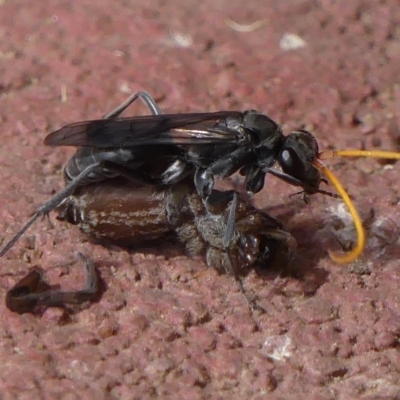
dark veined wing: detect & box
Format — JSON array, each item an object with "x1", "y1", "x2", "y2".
[{"x1": 44, "y1": 111, "x2": 245, "y2": 148}]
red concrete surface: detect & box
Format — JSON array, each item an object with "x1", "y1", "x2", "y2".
[{"x1": 1, "y1": 0, "x2": 400, "y2": 398}]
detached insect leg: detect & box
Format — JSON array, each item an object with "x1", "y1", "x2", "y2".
[
  {"x1": 6, "y1": 252, "x2": 99, "y2": 314},
  {"x1": 103, "y1": 91, "x2": 162, "y2": 119},
  {"x1": 0, "y1": 163, "x2": 101, "y2": 257}
]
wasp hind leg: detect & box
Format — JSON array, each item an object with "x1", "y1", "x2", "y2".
[{"x1": 103, "y1": 91, "x2": 163, "y2": 119}]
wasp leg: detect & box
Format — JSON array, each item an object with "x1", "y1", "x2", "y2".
[
  {"x1": 194, "y1": 147, "x2": 252, "y2": 198},
  {"x1": 0, "y1": 163, "x2": 102, "y2": 257},
  {"x1": 161, "y1": 159, "x2": 193, "y2": 185},
  {"x1": 103, "y1": 91, "x2": 162, "y2": 119}
]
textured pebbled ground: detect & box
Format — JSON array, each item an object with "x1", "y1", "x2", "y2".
[{"x1": 1, "y1": 0, "x2": 400, "y2": 399}]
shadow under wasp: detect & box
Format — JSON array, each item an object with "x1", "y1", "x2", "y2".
[{"x1": 1, "y1": 91, "x2": 400, "y2": 313}]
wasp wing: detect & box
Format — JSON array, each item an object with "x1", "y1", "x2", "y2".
[{"x1": 45, "y1": 112, "x2": 245, "y2": 148}]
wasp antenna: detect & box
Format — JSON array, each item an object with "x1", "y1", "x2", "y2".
[
  {"x1": 334, "y1": 150, "x2": 400, "y2": 160},
  {"x1": 312, "y1": 160, "x2": 365, "y2": 264}
]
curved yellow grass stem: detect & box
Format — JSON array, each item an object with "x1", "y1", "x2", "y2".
[{"x1": 313, "y1": 160, "x2": 365, "y2": 263}]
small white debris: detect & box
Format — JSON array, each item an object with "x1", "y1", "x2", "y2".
[
  {"x1": 60, "y1": 84, "x2": 67, "y2": 103},
  {"x1": 225, "y1": 18, "x2": 266, "y2": 33},
  {"x1": 263, "y1": 334, "x2": 293, "y2": 361},
  {"x1": 114, "y1": 50, "x2": 125, "y2": 57},
  {"x1": 119, "y1": 82, "x2": 131, "y2": 94},
  {"x1": 280, "y1": 33, "x2": 307, "y2": 51},
  {"x1": 166, "y1": 32, "x2": 193, "y2": 48},
  {"x1": 329, "y1": 202, "x2": 353, "y2": 224}
]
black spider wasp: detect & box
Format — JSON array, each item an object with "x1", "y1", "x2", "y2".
[{"x1": 44, "y1": 91, "x2": 333, "y2": 199}]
